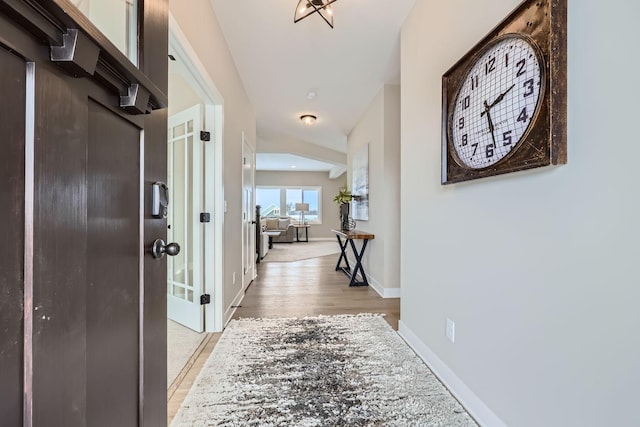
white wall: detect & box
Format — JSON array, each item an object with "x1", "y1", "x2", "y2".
[
  {"x1": 400, "y1": 1, "x2": 640, "y2": 426},
  {"x1": 255, "y1": 170, "x2": 344, "y2": 238},
  {"x1": 170, "y1": 0, "x2": 257, "y2": 313},
  {"x1": 383, "y1": 85, "x2": 401, "y2": 293},
  {"x1": 347, "y1": 85, "x2": 401, "y2": 297},
  {"x1": 168, "y1": 70, "x2": 204, "y2": 116}
]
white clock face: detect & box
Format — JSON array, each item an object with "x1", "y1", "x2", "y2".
[{"x1": 450, "y1": 35, "x2": 544, "y2": 169}]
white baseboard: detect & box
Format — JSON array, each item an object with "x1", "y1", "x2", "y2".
[
  {"x1": 341, "y1": 252, "x2": 399, "y2": 299},
  {"x1": 223, "y1": 286, "x2": 246, "y2": 327},
  {"x1": 381, "y1": 286, "x2": 401, "y2": 298},
  {"x1": 362, "y1": 274, "x2": 400, "y2": 299},
  {"x1": 397, "y1": 321, "x2": 507, "y2": 427},
  {"x1": 370, "y1": 279, "x2": 400, "y2": 299},
  {"x1": 308, "y1": 237, "x2": 334, "y2": 241}
]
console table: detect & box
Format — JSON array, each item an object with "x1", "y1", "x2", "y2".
[{"x1": 332, "y1": 229, "x2": 375, "y2": 287}]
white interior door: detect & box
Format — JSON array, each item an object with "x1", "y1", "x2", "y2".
[
  {"x1": 242, "y1": 135, "x2": 255, "y2": 287},
  {"x1": 167, "y1": 105, "x2": 205, "y2": 332}
]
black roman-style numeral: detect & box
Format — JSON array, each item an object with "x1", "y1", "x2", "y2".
[
  {"x1": 471, "y1": 75, "x2": 479, "y2": 90},
  {"x1": 505, "y1": 53, "x2": 509, "y2": 68},
  {"x1": 462, "y1": 95, "x2": 470, "y2": 110},
  {"x1": 517, "y1": 107, "x2": 529, "y2": 123},
  {"x1": 486, "y1": 144, "x2": 494, "y2": 158},
  {"x1": 516, "y1": 59, "x2": 526, "y2": 77},
  {"x1": 503, "y1": 130, "x2": 513, "y2": 146},
  {"x1": 471, "y1": 143, "x2": 479, "y2": 156},
  {"x1": 459, "y1": 117, "x2": 465, "y2": 129},
  {"x1": 485, "y1": 57, "x2": 496, "y2": 75},
  {"x1": 462, "y1": 134, "x2": 468, "y2": 146},
  {"x1": 523, "y1": 78, "x2": 534, "y2": 97}
]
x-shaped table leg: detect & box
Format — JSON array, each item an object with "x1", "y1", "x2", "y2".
[
  {"x1": 335, "y1": 235, "x2": 351, "y2": 272},
  {"x1": 348, "y1": 238, "x2": 369, "y2": 287}
]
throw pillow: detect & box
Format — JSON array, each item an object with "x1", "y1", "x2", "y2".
[{"x1": 266, "y1": 218, "x2": 279, "y2": 230}]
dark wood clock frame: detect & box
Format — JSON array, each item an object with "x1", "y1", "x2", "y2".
[{"x1": 441, "y1": 0, "x2": 567, "y2": 184}]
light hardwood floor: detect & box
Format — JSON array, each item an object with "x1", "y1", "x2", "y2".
[{"x1": 167, "y1": 253, "x2": 400, "y2": 423}]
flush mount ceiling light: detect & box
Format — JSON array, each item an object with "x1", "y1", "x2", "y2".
[
  {"x1": 300, "y1": 114, "x2": 317, "y2": 125},
  {"x1": 294, "y1": 0, "x2": 338, "y2": 29}
]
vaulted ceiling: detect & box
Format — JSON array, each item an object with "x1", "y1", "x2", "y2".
[{"x1": 210, "y1": 0, "x2": 416, "y2": 170}]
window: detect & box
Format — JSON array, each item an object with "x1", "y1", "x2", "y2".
[
  {"x1": 256, "y1": 188, "x2": 281, "y2": 217},
  {"x1": 257, "y1": 186, "x2": 322, "y2": 224},
  {"x1": 70, "y1": 0, "x2": 138, "y2": 65}
]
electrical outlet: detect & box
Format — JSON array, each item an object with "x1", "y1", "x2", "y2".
[
  {"x1": 446, "y1": 318, "x2": 456, "y2": 343},
  {"x1": 232, "y1": 272, "x2": 236, "y2": 285}
]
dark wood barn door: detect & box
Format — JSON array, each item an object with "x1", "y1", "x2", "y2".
[
  {"x1": 0, "y1": 42, "x2": 27, "y2": 427},
  {"x1": 0, "y1": 0, "x2": 168, "y2": 425}
]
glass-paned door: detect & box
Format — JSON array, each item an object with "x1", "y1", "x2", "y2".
[{"x1": 167, "y1": 105, "x2": 204, "y2": 332}]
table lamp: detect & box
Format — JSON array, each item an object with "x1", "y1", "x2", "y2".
[{"x1": 295, "y1": 203, "x2": 309, "y2": 224}]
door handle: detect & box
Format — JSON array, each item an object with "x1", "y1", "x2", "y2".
[{"x1": 152, "y1": 239, "x2": 181, "y2": 259}]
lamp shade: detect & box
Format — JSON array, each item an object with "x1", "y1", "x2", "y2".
[{"x1": 295, "y1": 203, "x2": 309, "y2": 212}]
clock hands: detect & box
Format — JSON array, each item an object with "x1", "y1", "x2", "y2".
[
  {"x1": 481, "y1": 84, "x2": 516, "y2": 118},
  {"x1": 480, "y1": 84, "x2": 515, "y2": 150},
  {"x1": 488, "y1": 84, "x2": 515, "y2": 109},
  {"x1": 482, "y1": 100, "x2": 498, "y2": 149}
]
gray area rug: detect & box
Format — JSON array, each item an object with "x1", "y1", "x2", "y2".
[
  {"x1": 171, "y1": 314, "x2": 477, "y2": 426},
  {"x1": 263, "y1": 240, "x2": 340, "y2": 263}
]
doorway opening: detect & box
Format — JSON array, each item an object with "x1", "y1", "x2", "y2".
[{"x1": 167, "y1": 13, "x2": 224, "y2": 390}]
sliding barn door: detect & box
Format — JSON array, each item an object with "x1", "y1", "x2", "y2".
[
  {"x1": 0, "y1": 0, "x2": 169, "y2": 425},
  {"x1": 0, "y1": 43, "x2": 26, "y2": 427}
]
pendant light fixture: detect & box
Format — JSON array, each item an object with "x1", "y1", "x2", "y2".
[{"x1": 294, "y1": 0, "x2": 338, "y2": 29}]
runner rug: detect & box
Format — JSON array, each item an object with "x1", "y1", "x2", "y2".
[{"x1": 171, "y1": 314, "x2": 477, "y2": 426}]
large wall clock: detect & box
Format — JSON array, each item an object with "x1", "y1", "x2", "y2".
[{"x1": 442, "y1": 0, "x2": 567, "y2": 184}]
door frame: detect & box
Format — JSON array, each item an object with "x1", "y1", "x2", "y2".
[{"x1": 169, "y1": 13, "x2": 224, "y2": 333}]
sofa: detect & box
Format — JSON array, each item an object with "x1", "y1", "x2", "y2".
[
  {"x1": 259, "y1": 231, "x2": 270, "y2": 259},
  {"x1": 261, "y1": 217, "x2": 295, "y2": 243}
]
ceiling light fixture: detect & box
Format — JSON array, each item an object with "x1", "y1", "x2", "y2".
[
  {"x1": 300, "y1": 114, "x2": 317, "y2": 125},
  {"x1": 294, "y1": 0, "x2": 338, "y2": 29}
]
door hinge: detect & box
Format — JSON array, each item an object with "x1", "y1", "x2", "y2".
[
  {"x1": 200, "y1": 131, "x2": 211, "y2": 142},
  {"x1": 200, "y1": 212, "x2": 211, "y2": 223},
  {"x1": 200, "y1": 294, "x2": 211, "y2": 305}
]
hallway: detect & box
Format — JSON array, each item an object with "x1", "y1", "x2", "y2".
[
  {"x1": 168, "y1": 254, "x2": 400, "y2": 422},
  {"x1": 235, "y1": 254, "x2": 399, "y2": 328}
]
